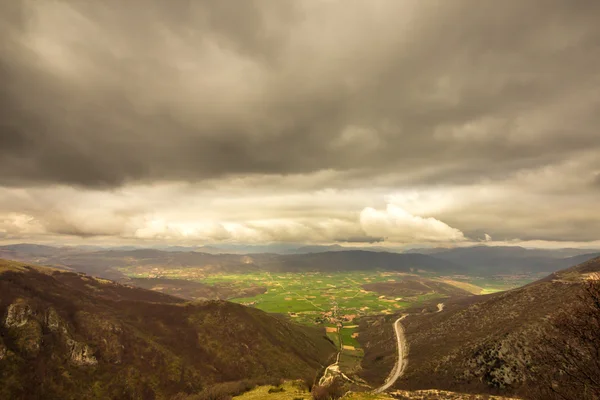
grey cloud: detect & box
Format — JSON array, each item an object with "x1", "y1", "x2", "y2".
[
  {"x1": 2, "y1": 0, "x2": 600, "y2": 246},
  {"x1": 593, "y1": 173, "x2": 600, "y2": 188},
  {"x1": 438, "y1": 194, "x2": 600, "y2": 242},
  {"x1": 334, "y1": 236, "x2": 385, "y2": 244},
  {"x1": 1, "y1": 0, "x2": 599, "y2": 189}
]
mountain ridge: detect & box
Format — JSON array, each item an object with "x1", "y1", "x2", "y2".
[
  {"x1": 0, "y1": 259, "x2": 335, "y2": 400},
  {"x1": 359, "y1": 256, "x2": 600, "y2": 397}
]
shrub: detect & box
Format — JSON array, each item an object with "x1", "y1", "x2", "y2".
[
  {"x1": 311, "y1": 378, "x2": 346, "y2": 400},
  {"x1": 524, "y1": 278, "x2": 600, "y2": 400}
]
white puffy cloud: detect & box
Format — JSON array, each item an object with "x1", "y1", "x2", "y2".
[
  {"x1": 0, "y1": 213, "x2": 45, "y2": 236},
  {"x1": 360, "y1": 204, "x2": 465, "y2": 243},
  {"x1": 0, "y1": 158, "x2": 599, "y2": 247}
]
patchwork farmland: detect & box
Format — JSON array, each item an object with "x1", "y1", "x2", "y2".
[{"x1": 117, "y1": 266, "x2": 540, "y2": 378}]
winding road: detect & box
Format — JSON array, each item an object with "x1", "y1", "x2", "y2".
[{"x1": 373, "y1": 314, "x2": 408, "y2": 393}]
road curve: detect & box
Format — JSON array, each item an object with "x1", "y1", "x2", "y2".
[{"x1": 374, "y1": 315, "x2": 408, "y2": 393}]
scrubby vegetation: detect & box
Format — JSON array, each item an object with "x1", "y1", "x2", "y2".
[
  {"x1": 524, "y1": 274, "x2": 600, "y2": 400},
  {"x1": 129, "y1": 277, "x2": 267, "y2": 301},
  {"x1": 358, "y1": 257, "x2": 600, "y2": 398},
  {"x1": 311, "y1": 377, "x2": 349, "y2": 400},
  {"x1": 0, "y1": 261, "x2": 335, "y2": 400}
]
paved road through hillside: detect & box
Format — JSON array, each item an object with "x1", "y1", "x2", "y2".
[{"x1": 374, "y1": 314, "x2": 408, "y2": 393}]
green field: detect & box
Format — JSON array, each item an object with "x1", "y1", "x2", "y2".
[
  {"x1": 340, "y1": 326, "x2": 360, "y2": 347},
  {"x1": 116, "y1": 266, "x2": 540, "y2": 379},
  {"x1": 200, "y1": 271, "x2": 417, "y2": 325},
  {"x1": 116, "y1": 267, "x2": 542, "y2": 325}
]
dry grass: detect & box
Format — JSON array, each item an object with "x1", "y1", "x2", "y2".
[
  {"x1": 0, "y1": 258, "x2": 63, "y2": 275},
  {"x1": 0, "y1": 258, "x2": 28, "y2": 274},
  {"x1": 438, "y1": 279, "x2": 483, "y2": 294},
  {"x1": 234, "y1": 381, "x2": 310, "y2": 399}
]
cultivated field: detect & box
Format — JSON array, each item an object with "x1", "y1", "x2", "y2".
[
  {"x1": 117, "y1": 266, "x2": 542, "y2": 378},
  {"x1": 203, "y1": 271, "x2": 426, "y2": 325},
  {"x1": 117, "y1": 267, "x2": 542, "y2": 328}
]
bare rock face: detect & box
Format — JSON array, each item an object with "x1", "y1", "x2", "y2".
[
  {"x1": 3, "y1": 299, "x2": 98, "y2": 365},
  {"x1": 66, "y1": 338, "x2": 98, "y2": 366},
  {"x1": 44, "y1": 307, "x2": 67, "y2": 334},
  {"x1": 4, "y1": 300, "x2": 34, "y2": 328},
  {"x1": 3, "y1": 299, "x2": 43, "y2": 357}
]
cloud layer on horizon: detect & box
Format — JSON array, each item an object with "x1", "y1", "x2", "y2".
[{"x1": 1, "y1": 0, "x2": 599, "y2": 247}]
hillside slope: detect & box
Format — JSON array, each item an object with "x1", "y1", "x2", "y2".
[
  {"x1": 359, "y1": 256, "x2": 600, "y2": 397},
  {"x1": 428, "y1": 246, "x2": 600, "y2": 275},
  {"x1": 362, "y1": 276, "x2": 472, "y2": 298},
  {"x1": 0, "y1": 259, "x2": 335, "y2": 400},
  {"x1": 0, "y1": 245, "x2": 462, "y2": 282},
  {"x1": 273, "y1": 251, "x2": 461, "y2": 273}
]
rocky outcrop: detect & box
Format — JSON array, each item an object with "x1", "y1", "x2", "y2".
[
  {"x1": 45, "y1": 307, "x2": 67, "y2": 334},
  {"x1": 4, "y1": 299, "x2": 43, "y2": 357},
  {"x1": 462, "y1": 327, "x2": 534, "y2": 389},
  {"x1": 4, "y1": 299, "x2": 35, "y2": 328},
  {"x1": 66, "y1": 339, "x2": 98, "y2": 366},
  {"x1": 2, "y1": 299, "x2": 97, "y2": 365}
]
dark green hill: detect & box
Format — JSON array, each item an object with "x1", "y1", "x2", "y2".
[{"x1": 0, "y1": 259, "x2": 335, "y2": 400}]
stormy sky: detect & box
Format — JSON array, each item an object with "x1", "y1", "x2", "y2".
[{"x1": 1, "y1": 0, "x2": 599, "y2": 248}]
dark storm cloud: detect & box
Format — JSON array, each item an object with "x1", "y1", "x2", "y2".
[
  {"x1": 1, "y1": 0, "x2": 599, "y2": 189},
  {"x1": 593, "y1": 173, "x2": 600, "y2": 188}
]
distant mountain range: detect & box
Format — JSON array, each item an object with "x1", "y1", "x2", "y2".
[
  {"x1": 1, "y1": 244, "x2": 599, "y2": 282},
  {"x1": 0, "y1": 242, "x2": 405, "y2": 255},
  {"x1": 0, "y1": 245, "x2": 461, "y2": 281},
  {"x1": 427, "y1": 245, "x2": 600, "y2": 274}
]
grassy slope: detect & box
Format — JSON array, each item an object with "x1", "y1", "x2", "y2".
[
  {"x1": 232, "y1": 381, "x2": 518, "y2": 399},
  {"x1": 234, "y1": 381, "x2": 311, "y2": 399},
  {"x1": 362, "y1": 277, "x2": 472, "y2": 298},
  {"x1": 128, "y1": 277, "x2": 267, "y2": 301},
  {"x1": 0, "y1": 259, "x2": 336, "y2": 400}
]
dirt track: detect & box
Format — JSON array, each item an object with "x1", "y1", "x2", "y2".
[{"x1": 374, "y1": 314, "x2": 408, "y2": 393}]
